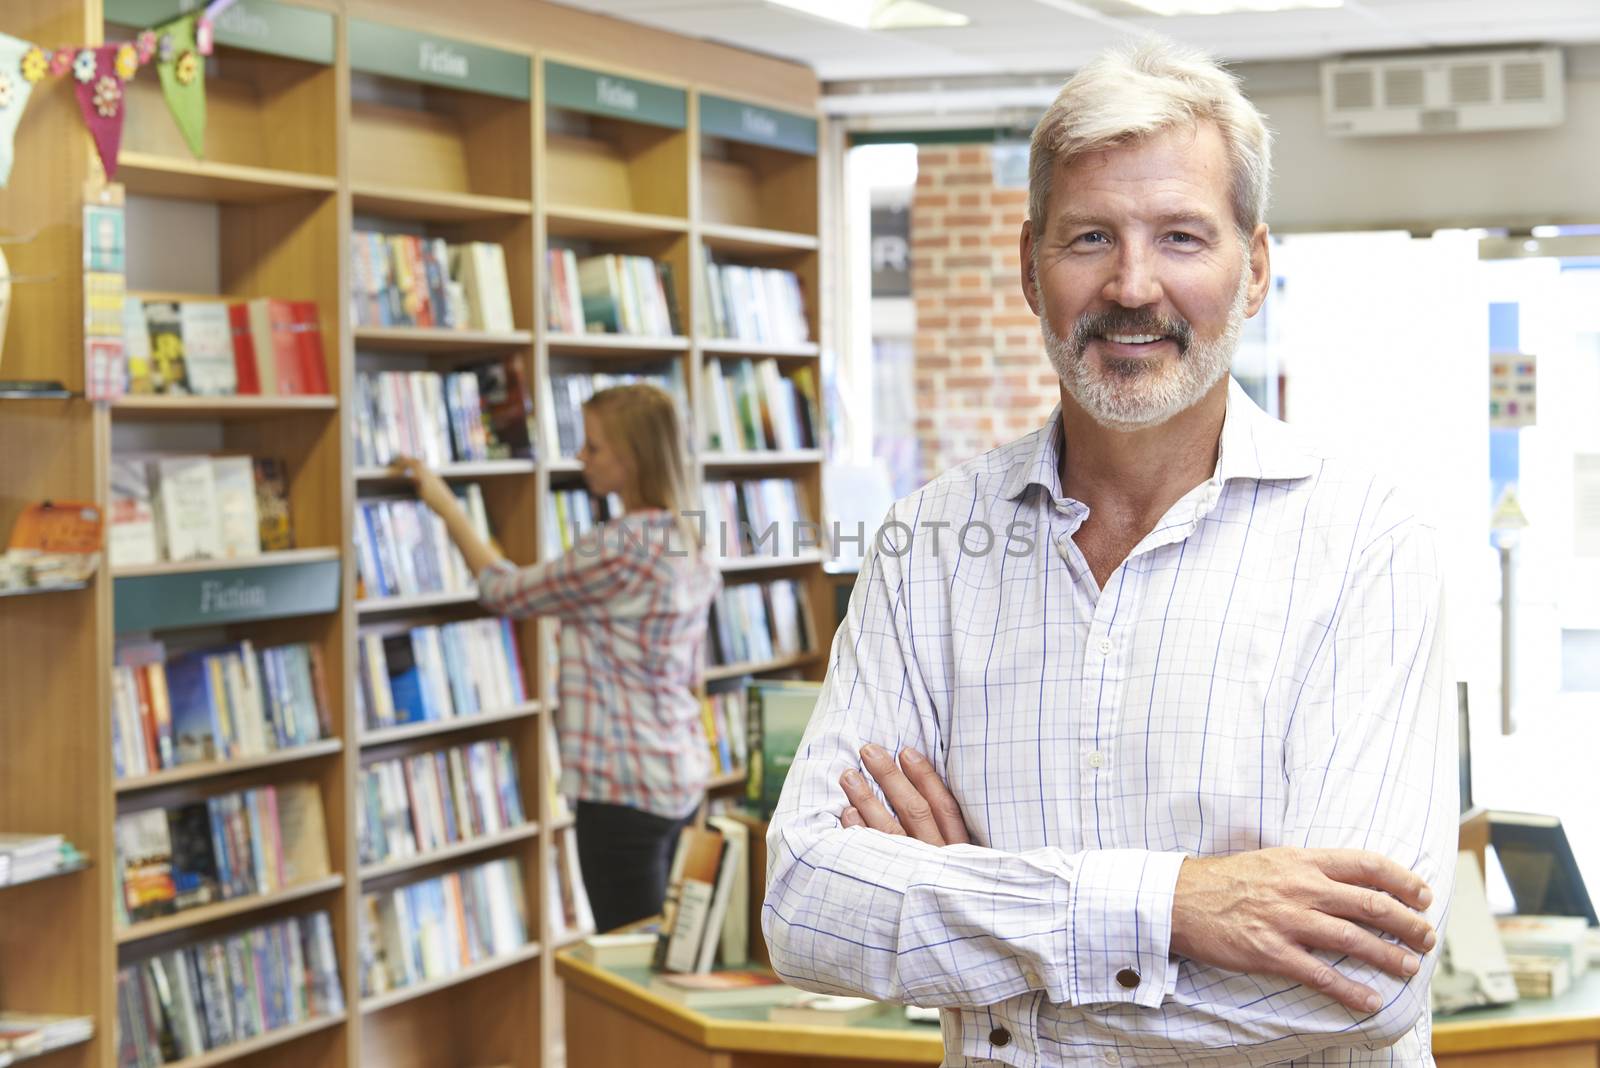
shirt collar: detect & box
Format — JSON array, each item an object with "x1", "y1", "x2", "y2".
[{"x1": 1001, "y1": 377, "x2": 1317, "y2": 503}]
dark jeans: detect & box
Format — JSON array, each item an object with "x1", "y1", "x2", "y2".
[{"x1": 575, "y1": 800, "x2": 694, "y2": 933}]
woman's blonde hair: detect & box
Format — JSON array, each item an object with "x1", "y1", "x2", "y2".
[
  {"x1": 582, "y1": 383, "x2": 702, "y2": 552},
  {"x1": 1029, "y1": 38, "x2": 1273, "y2": 243}
]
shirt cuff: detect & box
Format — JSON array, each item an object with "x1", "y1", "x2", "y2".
[{"x1": 1066, "y1": 849, "x2": 1185, "y2": 1009}]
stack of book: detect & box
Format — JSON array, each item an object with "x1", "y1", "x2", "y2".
[
  {"x1": 0, "y1": 833, "x2": 79, "y2": 887},
  {"x1": 109, "y1": 456, "x2": 295, "y2": 567},
  {"x1": 124, "y1": 298, "x2": 329, "y2": 397},
  {"x1": 110, "y1": 640, "x2": 332, "y2": 779},
  {"x1": 114, "y1": 782, "x2": 330, "y2": 926},
  {"x1": 710, "y1": 579, "x2": 813, "y2": 666},
  {"x1": 349, "y1": 233, "x2": 515, "y2": 333},
  {"x1": 357, "y1": 739, "x2": 527, "y2": 867},
  {"x1": 356, "y1": 618, "x2": 526, "y2": 732},
  {"x1": 1497, "y1": 915, "x2": 1592, "y2": 998},
  {"x1": 358, "y1": 858, "x2": 528, "y2": 996},
  {"x1": 700, "y1": 689, "x2": 749, "y2": 777},
  {"x1": 546, "y1": 827, "x2": 594, "y2": 946},
  {"x1": 544, "y1": 488, "x2": 621, "y2": 558},
  {"x1": 700, "y1": 478, "x2": 810, "y2": 560},
  {"x1": 545, "y1": 250, "x2": 682, "y2": 337},
  {"x1": 652, "y1": 816, "x2": 752, "y2": 974},
  {"x1": 0, "y1": 1013, "x2": 94, "y2": 1061},
  {"x1": 541, "y1": 367, "x2": 688, "y2": 460},
  {"x1": 699, "y1": 260, "x2": 809, "y2": 347},
  {"x1": 353, "y1": 356, "x2": 537, "y2": 467},
  {"x1": 354, "y1": 485, "x2": 493, "y2": 601},
  {"x1": 743, "y1": 680, "x2": 823, "y2": 818},
  {"x1": 115, "y1": 911, "x2": 343, "y2": 1066},
  {"x1": 701, "y1": 359, "x2": 818, "y2": 453}
]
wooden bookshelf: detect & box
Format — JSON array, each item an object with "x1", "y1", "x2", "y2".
[{"x1": 1, "y1": 0, "x2": 824, "y2": 1065}]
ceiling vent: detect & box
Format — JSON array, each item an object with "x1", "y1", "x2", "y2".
[{"x1": 1322, "y1": 49, "x2": 1563, "y2": 136}]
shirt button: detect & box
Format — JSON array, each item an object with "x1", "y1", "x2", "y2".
[
  {"x1": 1104, "y1": 1053, "x2": 1121, "y2": 1066},
  {"x1": 1087, "y1": 750, "x2": 1104, "y2": 769},
  {"x1": 1098, "y1": 638, "x2": 1112, "y2": 655},
  {"x1": 1116, "y1": 967, "x2": 1141, "y2": 989},
  {"x1": 989, "y1": 1027, "x2": 1011, "y2": 1047}
]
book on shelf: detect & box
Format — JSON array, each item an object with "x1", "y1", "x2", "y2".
[
  {"x1": 358, "y1": 857, "x2": 528, "y2": 997},
  {"x1": 353, "y1": 357, "x2": 537, "y2": 469},
  {"x1": 766, "y1": 994, "x2": 887, "y2": 1026},
  {"x1": 1506, "y1": 953, "x2": 1571, "y2": 999},
  {"x1": 547, "y1": 825, "x2": 595, "y2": 945},
  {"x1": 702, "y1": 689, "x2": 749, "y2": 776},
  {"x1": 354, "y1": 484, "x2": 493, "y2": 601},
  {"x1": 705, "y1": 815, "x2": 750, "y2": 968},
  {"x1": 114, "y1": 910, "x2": 343, "y2": 1067},
  {"x1": 545, "y1": 720, "x2": 572, "y2": 826},
  {"x1": 698, "y1": 259, "x2": 809, "y2": 347},
  {"x1": 0, "y1": 1013, "x2": 93, "y2": 1059},
  {"x1": 0, "y1": 500, "x2": 102, "y2": 589},
  {"x1": 110, "y1": 639, "x2": 333, "y2": 780},
  {"x1": 545, "y1": 250, "x2": 681, "y2": 338},
  {"x1": 357, "y1": 617, "x2": 526, "y2": 732},
  {"x1": 350, "y1": 231, "x2": 515, "y2": 333},
  {"x1": 573, "y1": 930, "x2": 657, "y2": 968},
  {"x1": 0, "y1": 833, "x2": 78, "y2": 886},
  {"x1": 357, "y1": 738, "x2": 526, "y2": 868},
  {"x1": 647, "y1": 969, "x2": 806, "y2": 1010},
  {"x1": 111, "y1": 455, "x2": 297, "y2": 567},
  {"x1": 125, "y1": 298, "x2": 329, "y2": 398},
  {"x1": 701, "y1": 358, "x2": 818, "y2": 453},
  {"x1": 745, "y1": 679, "x2": 824, "y2": 819},
  {"x1": 541, "y1": 366, "x2": 687, "y2": 460},
  {"x1": 544, "y1": 488, "x2": 622, "y2": 558},
  {"x1": 113, "y1": 781, "x2": 330, "y2": 927},
  {"x1": 700, "y1": 477, "x2": 810, "y2": 561},
  {"x1": 1494, "y1": 914, "x2": 1592, "y2": 975},
  {"x1": 654, "y1": 823, "x2": 743, "y2": 974},
  {"x1": 709, "y1": 578, "x2": 814, "y2": 667}
]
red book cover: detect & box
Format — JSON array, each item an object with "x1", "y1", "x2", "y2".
[
  {"x1": 263, "y1": 300, "x2": 305, "y2": 395},
  {"x1": 227, "y1": 303, "x2": 261, "y2": 395},
  {"x1": 289, "y1": 302, "x2": 329, "y2": 395},
  {"x1": 405, "y1": 237, "x2": 434, "y2": 328}
]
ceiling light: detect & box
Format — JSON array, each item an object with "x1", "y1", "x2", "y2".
[
  {"x1": 1120, "y1": 0, "x2": 1341, "y2": 15},
  {"x1": 765, "y1": 0, "x2": 971, "y2": 30}
]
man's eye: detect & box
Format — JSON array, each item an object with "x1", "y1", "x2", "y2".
[
  {"x1": 1075, "y1": 232, "x2": 1109, "y2": 246},
  {"x1": 1168, "y1": 232, "x2": 1198, "y2": 244}
]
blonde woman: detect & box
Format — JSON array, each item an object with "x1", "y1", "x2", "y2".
[{"x1": 394, "y1": 383, "x2": 720, "y2": 931}]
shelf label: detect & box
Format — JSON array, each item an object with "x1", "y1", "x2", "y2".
[
  {"x1": 545, "y1": 61, "x2": 686, "y2": 130},
  {"x1": 103, "y1": 0, "x2": 334, "y2": 64},
  {"x1": 114, "y1": 558, "x2": 340, "y2": 632},
  {"x1": 349, "y1": 20, "x2": 531, "y2": 100},
  {"x1": 700, "y1": 94, "x2": 817, "y2": 155}
]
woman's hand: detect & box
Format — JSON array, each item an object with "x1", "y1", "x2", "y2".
[{"x1": 391, "y1": 456, "x2": 455, "y2": 514}]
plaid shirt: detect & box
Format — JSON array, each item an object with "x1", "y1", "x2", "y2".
[
  {"x1": 479, "y1": 510, "x2": 720, "y2": 820},
  {"x1": 765, "y1": 380, "x2": 1455, "y2": 1067}
]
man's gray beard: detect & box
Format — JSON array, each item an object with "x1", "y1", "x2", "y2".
[{"x1": 1042, "y1": 264, "x2": 1252, "y2": 431}]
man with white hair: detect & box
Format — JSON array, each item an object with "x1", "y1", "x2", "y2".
[{"x1": 763, "y1": 39, "x2": 1454, "y2": 1067}]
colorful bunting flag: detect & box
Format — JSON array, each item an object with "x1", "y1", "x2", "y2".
[
  {"x1": 0, "y1": 33, "x2": 41, "y2": 187},
  {"x1": 71, "y1": 45, "x2": 125, "y2": 179},
  {"x1": 154, "y1": 14, "x2": 204, "y2": 159}
]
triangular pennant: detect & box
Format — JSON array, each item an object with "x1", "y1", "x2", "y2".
[
  {"x1": 154, "y1": 14, "x2": 204, "y2": 159},
  {"x1": 0, "y1": 33, "x2": 42, "y2": 188},
  {"x1": 70, "y1": 45, "x2": 125, "y2": 179}
]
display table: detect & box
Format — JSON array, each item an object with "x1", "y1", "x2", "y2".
[{"x1": 556, "y1": 945, "x2": 1600, "y2": 1068}]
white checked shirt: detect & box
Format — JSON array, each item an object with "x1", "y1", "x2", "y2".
[{"x1": 764, "y1": 379, "x2": 1456, "y2": 1067}]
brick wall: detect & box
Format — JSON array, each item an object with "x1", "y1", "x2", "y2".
[{"x1": 911, "y1": 144, "x2": 1060, "y2": 485}]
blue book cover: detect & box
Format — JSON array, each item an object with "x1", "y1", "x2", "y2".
[
  {"x1": 163, "y1": 653, "x2": 220, "y2": 765},
  {"x1": 383, "y1": 634, "x2": 427, "y2": 724}
]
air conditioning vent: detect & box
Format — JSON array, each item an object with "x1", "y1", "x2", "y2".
[
  {"x1": 1322, "y1": 48, "x2": 1563, "y2": 136},
  {"x1": 1385, "y1": 68, "x2": 1425, "y2": 107},
  {"x1": 1449, "y1": 63, "x2": 1492, "y2": 105}
]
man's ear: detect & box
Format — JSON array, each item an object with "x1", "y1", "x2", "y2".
[{"x1": 1020, "y1": 220, "x2": 1042, "y2": 316}]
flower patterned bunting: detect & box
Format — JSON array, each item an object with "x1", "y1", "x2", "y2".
[
  {"x1": 196, "y1": 20, "x2": 214, "y2": 56},
  {"x1": 0, "y1": 73, "x2": 13, "y2": 111},
  {"x1": 158, "y1": 33, "x2": 175, "y2": 65},
  {"x1": 20, "y1": 47, "x2": 46, "y2": 84},
  {"x1": 70, "y1": 46, "x2": 125, "y2": 178},
  {"x1": 155, "y1": 15, "x2": 205, "y2": 159},
  {"x1": 0, "y1": 34, "x2": 38, "y2": 186},
  {"x1": 72, "y1": 48, "x2": 96, "y2": 83},
  {"x1": 49, "y1": 49, "x2": 73, "y2": 77},
  {"x1": 136, "y1": 30, "x2": 157, "y2": 64},
  {"x1": 175, "y1": 50, "x2": 197, "y2": 87},
  {"x1": 115, "y1": 43, "x2": 138, "y2": 80},
  {"x1": 93, "y1": 74, "x2": 120, "y2": 118}
]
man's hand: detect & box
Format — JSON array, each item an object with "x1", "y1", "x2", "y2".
[
  {"x1": 841, "y1": 744, "x2": 1436, "y2": 1015},
  {"x1": 1171, "y1": 848, "x2": 1434, "y2": 1014}
]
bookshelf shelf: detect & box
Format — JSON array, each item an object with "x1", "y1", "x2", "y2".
[
  {"x1": 700, "y1": 450, "x2": 825, "y2": 468},
  {"x1": 117, "y1": 152, "x2": 338, "y2": 203},
  {"x1": 361, "y1": 942, "x2": 542, "y2": 1015},
  {"x1": 699, "y1": 222, "x2": 820, "y2": 255},
  {"x1": 355, "y1": 460, "x2": 536, "y2": 482},
  {"x1": 355, "y1": 589, "x2": 480, "y2": 616},
  {"x1": 0, "y1": 1028, "x2": 93, "y2": 1066},
  {"x1": 545, "y1": 205, "x2": 689, "y2": 240},
  {"x1": 352, "y1": 183, "x2": 533, "y2": 222},
  {"x1": 544, "y1": 459, "x2": 585, "y2": 475},
  {"x1": 704, "y1": 651, "x2": 825, "y2": 683},
  {"x1": 110, "y1": 395, "x2": 340, "y2": 420},
  {"x1": 698, "y1": 339, "x2": 820, "y2": 359},
  {"x1": 546, "y1": 334, "x2": 691, "y2": 355},
  {"x1": 353, "y1": 326, "x2": 535, "y2": 352},
  {"x1": 715, "y1": 551, "x2": 828, "y2": 574},
  {"x1": 550, "y1": 813, "x2": 576, "y2": 833},
  {"x1": 0, "y1": 582, "x2": 89, "y2": 600},
  {"x1": 115, "y1": 875, "x2": 346, "y2": 946},
  {"x1": 707, "y1": 768, "x2": 747, "y2": 791},
  {"x1": 360, "y1": 702, "x2": 544, "y2": 749},
  {"x1": 112, "y1": 547, "x2": 341, "y2": 580},
  {"x1": 114, "y1": 740, "x2": 344, "y2": 796},
  {"x1": 158, "y1": 1012, "x2": 346, "y2": 1068},
  {"x1": 359, "y1": 823, "x2": 540, "y2": 883},
  {"x1": 0, "y1": 857, "x2": 90, "y2": 891}
]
